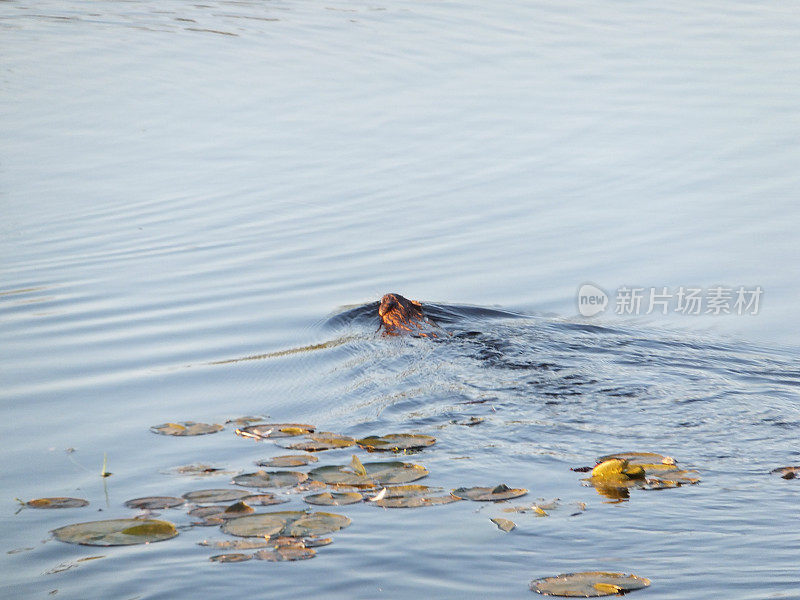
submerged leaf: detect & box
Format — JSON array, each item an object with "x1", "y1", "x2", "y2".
[
  {"x1": 210, "y1": 553, "x2": 252, "y2": 562},
  {"x1": 254, "y1": 547, "x2": 316, "y2": 561},
  {"x1": 150, "y1": 422, "x2": 223, "y2": 436},
  {"x1": 452, "y1": 485, "x2": 527, "y2": 502}
]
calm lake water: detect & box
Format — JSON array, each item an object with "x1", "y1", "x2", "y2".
[{"x1": 2, "y1": 1, "x2": 800, "y2": 598}]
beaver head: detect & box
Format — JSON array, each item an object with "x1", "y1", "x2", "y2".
[{"x1": 378, "y1": 293, "x2": 432, "y2": 336}]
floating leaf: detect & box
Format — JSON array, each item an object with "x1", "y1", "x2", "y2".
[
  {"x1": 225, "y1": 416, "x2": 267, "y2": 427},
  {"x1": 182, "y1": 489, "x2": 251, "y2": 503},
  {"x1": 189, "y1": 501, "x2": 255, "y2": 526},
  {"x1": 304, "y1": 491, "x2": 363, "y2": 506},
  {"x1": 256, "y1": 454, "x2": 318, "y2": 468},
  {"x1": 26, "y1": 497, "x2": 89, "y2": 509},
  {"x1": 199, "y1": 539, "x2": 273, "y2": 550},
  {"x1": 452, "y1": 484, "x2": 527, "y2": 502},
  {"x1": 254, "y1": 547, "x2": 316, "y2": 561},
  {"x1": 222, "y1": 511, "x2": 350, "y2": 538},
  {"x1": 309, "y1": 461, "x2": 428, "y2": 487},
  {"x1": 235, "y1": 423, "x2": 314, "y2": 440},
  {"x1": 356, "y1": 433, "x2": 436, "y2": 452},
  {"x1": 369, "y1": 485, "x2": 461, "y2": 508},
  {"x1": 590, "y1": 459, "x2": 645, "y2": 483},
  {"x1": 150, "y1": 422, "x2": 223, "y2": 436},
  {"x1": 124, "y1": 496, "x2": 184, "y2": 510},
  {"x1": 210, "y1": 553, "x2": 252, "y2": 562},
  {"x1": 52, "y1": 519, "x2": 178, "y2": 546},
  {"x1": 491, "y1": 518, "x2": 516, "y2": 532},
  {"x1": 283, "y1": 432, "x2": 355, "y2": 452},
  {"x1": 283, "y1": 512, "x2": 351, "y2": 537},
  {"x1": 232, "y1": 470, "x2": 308, "y2": 488},
  {"x1": 530, "y1": 571, "x2": 651, "y2": 597},
  {"x1": 771, "y1": 466, "x2": 800, "y2": 480},
  {"x1": 597, "y1": 451, "x2": 679, "y2": 473}
]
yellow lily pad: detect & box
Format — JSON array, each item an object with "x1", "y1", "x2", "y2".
[
  {"x1": 124, "y1": 496, "x2": 184, "y2": 510},
  {"x1": 235, "y1": 423, "x2": 315, "y2": 440},
  {"x1": 590, "y1": 459, "x2": 646, "y2": 483},
  {"x1": 530, "y1": 571, "x2": 651, "y2": 596},
  {"x1": 256, "y1": 454, "x2": 318, "y2": 468},
  {"x1": 283, "y1": 432, "x2": 356, "y2": 452},
  {"x1": 452, "y1": 484, "x2": 527, "y2": 501},
  {"x1": 232, "y1": 470, "x2": 308, "y2": 488},
  {"x1": 52, "y1": 519, "x2": 178, "y2": 546},
  {"x1": 182, "y1": 489, "x2": 251, "y2": 503},
  {"x1": 150, "y1": 422, "x2": 223, "y2": 436},
  {"x1": 356, "y1": 433, "x2": 436, "y2": 452},
  {"x1": 597, "y1": 452, "x2": 679, "y2": 473},
  {"x1": 304, "y1": 492, "x2": 363, "y2": 506},
  {"x1": 309, "y1": 461, "x2": 428, "y2": 487},
  {"x1": 491, "y1": 518, "x2": 516, "y2": 532},
  {"x1": 26, "y1": 497, "x2": 89, "y2": 509}
]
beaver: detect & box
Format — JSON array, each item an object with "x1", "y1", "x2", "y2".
[{"x1": 378, "y1": 293, "x2": 440, "y2": 337}]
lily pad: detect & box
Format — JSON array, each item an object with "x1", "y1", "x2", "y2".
[
  {"x1": 597, "y1": 451, "x2": 679, "y2": 473},
  {"x1": 283, "y1": 432, "x2": 356, "y2": 452},
  {"x1": 232, "y1": 470, "x2": 308, "y2": 488},
  {"x1": 124, "y1": 496, "x2": 185, "y2": 510},
  {"x1": 357, "y1": 433, "x2": 436, "y2": 452},
  {"x1": 199, "y1": 538, "x2": 273, "y2": 550},
  {"x1": 304, "y1": 491, "x2": 363, "y2": 506},
  {"x1": 182, "y1": 489, "x2": 252, "y2": 503},
  {"x1": 254, "y1": 547, "x2": 316, "y2": 561},
  {"x1": 26, "y1": 497, "x2": 89, "y2": 509},
  {"x1": 52, "y1": 519, "x2": 178, "y2": 546},
  {"x1": 210, "y1": 553, "x2": 252, "y2": 562},
  {"x1": 308, "y1": 461, "x2": 428, "y2": 487},
  {"x1": 491, "y1": 518, "x2": 516, "y2": 532},
  {"x1": 167, "y1": 464, "x2": 235, "y2": 477},
  {"x1": 235, "y1": 423, "x2": 315, "y2": 440},
  {"x1": 150, "y1": 422, "x2": 223, "y2": 436},
  {"x1": 452, "y1": 484, "x2": 527, "y2": 502},
  {"x1": 225, "y1": 416, "x2": 267, "y2": 427},
  {"x1": 530, "y1": 571, "x2": 651, "y2": 597},
  {"x1": 222, "y1": 511, "x2": 350, "y2": 538},
  {"x1": 585, "y1": 458, "x2": 699, "y2": 495},
  {"x1": 369, "y1": 485, "x2": 461, "y2": 508},
  {"x1": 256, "y1": 454, "x2": 318, "y2": 468},
  {"x1": 590, "y1": 459, "x2": 646, "y2": 483}
]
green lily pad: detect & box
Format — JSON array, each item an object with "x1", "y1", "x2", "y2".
[
  {"x1": 210, "y1": 553, "x2": 252, "y2": 562},
  {"x1": 530, "y1": 571, "x2": 651, "y2": 596},
  {"x1": 303, "y1": 491, "x2": 363, "y2": 506},
  {"x1": 52, "y1": 519, "x2": 178, "y2": 546},
  {"x1": 235, "y1": 423, "x2": 315, "y2": 440},
  {"x1": 491, "y1": 518, "x2": 516, "y2": 532},
  {"x1": 308, "y1": 461, "x2": 428, "y2": 487},
  {"x1": 182, "y1": 489, "x2": 252, "y2": 503},
  {"x1": 26, "y1": 497, "x2": 89, "y2": 509},
  {"x1": 221, "y1": 511, "x2": 350, "y2": 538},
  {"x1": 150, "y1": 422, "x2": 224, "y2": 436},
  {"x1": 232, "y1": 470, "x2": 308, "y2": 488},
  {"x1": 357, "y1": 433, "x2": 436, "y2": 452},
  {"x1": 256, "y1": 454, "x2": 318, "y2": 468},
  {"x1": 190, "y1": 500, "x2": 256, "y2": 525},
  {"x1": 124, "y1": 496, "x2": 185, "y2": 510},
  {"x1": 452, "y1": 484, "x2": 527, "y2": 501},
  {"x1": 254, "y1": 546, "x2": 316, "y2": 561},
  {"x1": 283, "y1": 432, "x2": 356, "y2": 452}
]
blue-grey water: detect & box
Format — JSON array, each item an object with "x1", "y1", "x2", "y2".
[{"x1": 2, "y1": 1, "x2": 800, "y2": 598}]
